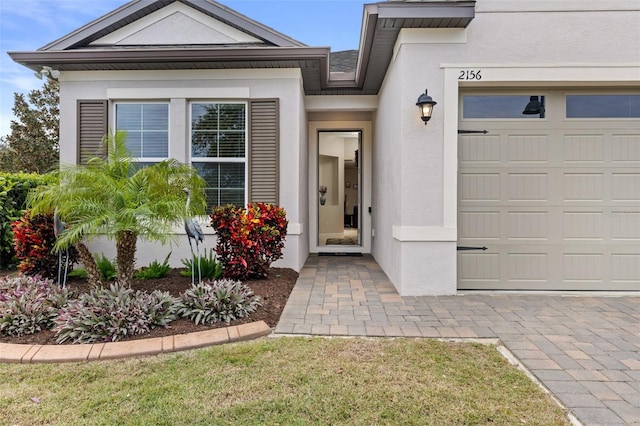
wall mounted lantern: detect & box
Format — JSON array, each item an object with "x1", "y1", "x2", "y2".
[
  {"x1": 522, "y1": 95, "x2": 545, "y2": 118},
  {"x1": 416, "y1": 89, "x2": 437, "y2": 125}
]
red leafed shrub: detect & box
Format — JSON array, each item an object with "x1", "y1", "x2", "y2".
[
  {"x1": 10, "y1": 211, "x2": 77, "y2": 278},
  {"x1": 210, "y1": 203, "x2": 288, "y2": 280}
]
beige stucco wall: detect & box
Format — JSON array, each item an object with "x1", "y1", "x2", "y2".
[{"x1": 58, "y1": 68, "x2": 308, "y2": 271}]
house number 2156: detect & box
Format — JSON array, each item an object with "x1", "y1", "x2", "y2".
[{"x1": 458, "y1": 70, "x2": 482, "y2": 81}]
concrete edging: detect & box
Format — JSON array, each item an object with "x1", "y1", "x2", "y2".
[{"x1": 0, "y1": 321, "x2": 272, "y2": 364}]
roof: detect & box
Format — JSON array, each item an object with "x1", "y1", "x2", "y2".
[{"x1": 9, "y1": 0, "x2": 476, "y2": 95}]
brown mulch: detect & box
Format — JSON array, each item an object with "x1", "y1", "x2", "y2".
[{"x1": 0, "y1": 267, "x2": 298, "y2": 346}]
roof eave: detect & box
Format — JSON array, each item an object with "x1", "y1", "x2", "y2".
[
  {"x1": 9, "y1": 46, "x2": 331, "y2": 92},
  {"x1": 10, "y1": 46, "x2": 328, "y2": 67}
]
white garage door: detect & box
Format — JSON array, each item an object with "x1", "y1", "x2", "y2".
[{"x1": 458, "y1": 91, "x2": 640, "y2": 290}]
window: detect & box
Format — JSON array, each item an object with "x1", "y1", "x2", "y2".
[
  {"x1": 191, "y1": 103, "x2": 246, "y2": 207},
  {"x1": 115, "y1": 103, "x2": 169, "y2": 162},
  {"x1": 463, "y1": 95, "x2": 545, "y2": 119},
  {"x1": 566, "y1": 95, "x2": 640, "y2": 118}
]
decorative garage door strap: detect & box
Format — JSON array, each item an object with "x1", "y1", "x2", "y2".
[
  {"x1": 457, "y1": 246, "x2": 488, "y2": 251},
  {"x1": 458, "y1": 129, "x2": 488, "y2": 134}
]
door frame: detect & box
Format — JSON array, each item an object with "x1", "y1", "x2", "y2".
[{"x1": 309, "y1": 120, "x2": 372, "y2": 254}]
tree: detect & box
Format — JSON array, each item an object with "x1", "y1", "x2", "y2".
[
  {"x1": 0, "y1": 79, "x2": 59, "y2": 173},
  {"x1": 28, "y1": 131, "x2": 206, "y2": 287}
]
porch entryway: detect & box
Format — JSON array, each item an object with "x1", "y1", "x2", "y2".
[
  {"x1": 318, "y1": 130, "x2": 361, "y2": 247},
  {"x1": 308, "y1": 120, "x2": 373, "y2": 255}
]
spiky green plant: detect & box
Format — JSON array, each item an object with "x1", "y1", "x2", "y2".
[
  {"x1": 94, "y1": 254, "x2": 117, "y2": 281},
  {"x1": 180, "y1": 249, "x2": 223, "y2": 280},
  {"x1": 135, "y1": 253, "x2": 172, "y2": 279}
]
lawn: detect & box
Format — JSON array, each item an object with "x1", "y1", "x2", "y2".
[{"x1": 0, "y1": 337, "x2": 569, "y2": 425}]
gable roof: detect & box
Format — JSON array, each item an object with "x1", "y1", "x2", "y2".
[
  {"x1": 41, "y1": 0, "x2": 305, "y2": 50},
  {"x1": 9, "y1": 0, "x2": 475, "y2": 95}
]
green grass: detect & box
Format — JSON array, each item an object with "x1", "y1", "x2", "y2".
[{"x1": 0, "y1": 337, "x2": 569, "y2": 425}]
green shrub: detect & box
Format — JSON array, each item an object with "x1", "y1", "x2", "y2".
[
  {"x1": 180, "y1": 249, "x2": 223, "y2": 281},
  {"x1": 95, "y1": 254, "x2": 117, "y2": 281},
  {"x1": 54, "y1": 283, "x2": 179, "y2": 344},
  {"x1": 135, "y1": 253, "x2": 172, "y2": 279},
  {"x1": 0, "y1": 172, "x2": 58, "y2": 269},
  {"x1": 177, "y1": 279, "x2": 261, "y2": 325},
  {"x1": 0, "y1": 275, "x2": 71, "y2": 337}
]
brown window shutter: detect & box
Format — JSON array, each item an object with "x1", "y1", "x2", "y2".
[
  {"x1": 248, "y1": 99, "x2": 279, "y2": 204},
  {"x1": 77, "y1": 100, "x2": 108, "y2": 164}
]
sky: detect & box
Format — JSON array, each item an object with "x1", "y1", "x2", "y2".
[{"x1": 0, "y1": 0, "x2": 370, "y2": 138}]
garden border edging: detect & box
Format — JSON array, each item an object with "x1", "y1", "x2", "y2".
[{"x1": 0, "y1": 321, "x2": 271, "y2": 363}]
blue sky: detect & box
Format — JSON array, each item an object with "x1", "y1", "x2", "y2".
[{"x1": 0, "y1": 0, "x2": 369, "y2": 138}]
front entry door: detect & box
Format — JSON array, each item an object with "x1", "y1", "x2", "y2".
[{"x1": 317, "y1": 131, "x2": 361, "y2": 248}]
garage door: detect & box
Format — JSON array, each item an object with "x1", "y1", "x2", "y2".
[{"x1": 458, "y1": 91, "x2": 640, "y2": 290}]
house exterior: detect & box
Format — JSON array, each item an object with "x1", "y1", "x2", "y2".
[{"x1": 10, "y1": 0, "x2": 640, "y2": 295}]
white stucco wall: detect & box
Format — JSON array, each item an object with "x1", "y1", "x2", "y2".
[
  {"x1": 372, "y1": 57, "x2": 403, "y2": 287},
  {"x1": 58, "y1": 68, "x2": 308, "y2": 271},
  {"x1": 374, "y1": 1, "x2": 640, "y2": 295}
]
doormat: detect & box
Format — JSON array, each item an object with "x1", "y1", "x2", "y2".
[
  {"x1": 319, "y1": 252, "x2": 363, "y2": 257},
  {"x1": 325, "y1": 237, "x2": 358, "y2": 245}
]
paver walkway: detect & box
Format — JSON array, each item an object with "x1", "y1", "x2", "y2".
[{"x1": 275, "y1": 255, "x2": 640, "y2": 426}]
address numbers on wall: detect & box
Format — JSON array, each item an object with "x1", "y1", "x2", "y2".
[{"x1": 458, "y1": 70, "x2": 482, "y2": 81}]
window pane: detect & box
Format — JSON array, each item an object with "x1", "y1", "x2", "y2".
[
  {"x1": 143, "y1": 132, "x2": 169, "y2": 157},
  {"x1": 193, "y1": 162, "x2": 245, "y2": 207},
  {"x1": 192, "y1": 132, "x2": 218, "y2": 157},
  {"x1": 219, "y1": 132, "x2": 245, "y2": 157},
  {"x1": 143, "y1": 104, "x2": 169, "y2": 130},
  {"x1": 219, "y1": 104, "x2": 245, "y2": 130},
  {"x1": 116, "y1": 104, "x2": 141, "y2": 130},
  {"x1": 219, "y1": 189, "x2": 245, "y2": 206},
  {"x1": 193, "y1": 162, "x2": 219, "y2": 189},
  {"x1": 463, "y1": 95, "x2": 543, "y2": 118},
  {"x1": 192, "y1": 104, "x2": 219, "y2": 130},
  {"x1": 566, "y1": 95, "x2": 640, "y2": 118},
  {"x1": 125, "y1": 132, "x2": 142, "y2": 157},
  {"x1": 219, "y1": 162, "x2": 245, "y2": 189}
]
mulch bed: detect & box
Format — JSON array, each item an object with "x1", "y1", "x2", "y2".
[{"x1": 0, "y1": 267, "x2": 298, "y2": 346}]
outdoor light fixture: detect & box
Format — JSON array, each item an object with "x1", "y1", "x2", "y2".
[
  {"x1": 416, "y1": 89, "x2": 437, "y2": 125},
  {"x1": 35, "y1": 66, "x2": 60, "y2": 80},
  {"x1": 522, "y1": 95, "x2": 545, "y2": 118}
]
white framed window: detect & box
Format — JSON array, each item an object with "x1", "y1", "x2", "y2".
[
  {"x1": 114, "y1": 102, "x2": 169, "y2": 163},
  {"x1": 190, "y1": 102, "x2": 247, "y2": 207}
]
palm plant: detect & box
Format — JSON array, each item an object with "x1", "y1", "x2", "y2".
[{"x1": 28, "y1": 131, "x2": 206, "y2": 287}]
